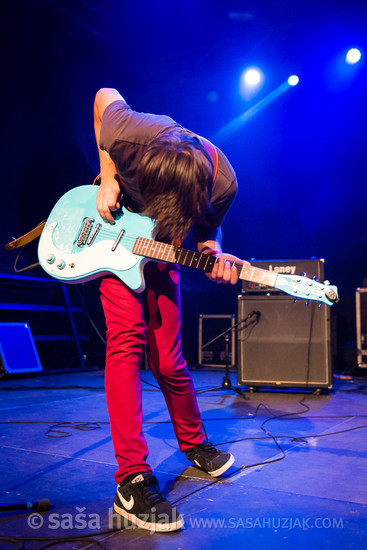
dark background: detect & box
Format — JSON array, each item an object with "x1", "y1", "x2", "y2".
[{"x1": 2, "y1": 0, "x2": 367, "y2": 372}]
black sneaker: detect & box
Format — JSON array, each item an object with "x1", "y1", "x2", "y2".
[
  {"x1": 186, "y1": 442, "x2": 234, "y2": 477},
  {"x1": 114, "y1": 472, "x2": 184, "y2": 532}
]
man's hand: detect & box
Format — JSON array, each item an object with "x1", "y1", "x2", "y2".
[
  {"x1": 206, "y1": 253, "x2": 249, "y2": 285},
  {"x1": 96, "y1": 177, "x2": 123, "y2": 224}
]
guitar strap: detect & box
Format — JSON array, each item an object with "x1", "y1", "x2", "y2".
[
  {"x1": 4, "y1": 135, "x2": 219, "y2": 251},
  {"x1": 4, "y1": 220, "x2": 46, "y2": 251},
  {"x1": 198, "y1": 136, "x2": 219, "y2": 180}
]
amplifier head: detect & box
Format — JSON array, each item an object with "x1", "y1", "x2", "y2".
[{"x1": 241, "y1": 258, "x2": 325, "y2": 294}]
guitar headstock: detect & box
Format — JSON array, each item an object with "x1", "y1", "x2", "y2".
[{"x1": 275, "y1": 274, "x2": 339, "y2": 306}]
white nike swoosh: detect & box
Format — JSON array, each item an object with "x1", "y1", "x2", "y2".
[{"x1": 117, "y1": 491, "x2": 135, "y2": 511}]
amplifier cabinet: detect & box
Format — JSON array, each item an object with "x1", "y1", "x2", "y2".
[
  {"x1": 237, "y1": 294, "x2": 332, "y2": 389},
  {"x1": 241, "y1": 258, "x2": 325, "y2": 294},
  {"x1": 0, "y1": 322, "x2": 43, "y2": 375},
  {"x1": 356, "y1": 288, "x2": 367, "y2": 369},
  {"x1": 198, "y1": 314, "x2": 236, "y2": 367}
]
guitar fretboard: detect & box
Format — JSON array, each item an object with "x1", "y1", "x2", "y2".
[{"x1": 132, "y1": 237, "x2": 278, "y2": 287}]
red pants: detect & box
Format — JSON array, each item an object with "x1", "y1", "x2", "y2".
[{"x1": 99, "y1": 261, "x2": 205, "y2": 483}]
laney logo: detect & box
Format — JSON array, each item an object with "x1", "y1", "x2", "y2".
[{"x1": 268, "y1": 264, "x2": 297, "y2": 275}]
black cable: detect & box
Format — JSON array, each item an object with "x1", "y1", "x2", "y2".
[
  {"x1": 2, "y1": 409, "x2": 367, "y2": 548},
  {"x1": 0, "y1": 538, "x2": 24, "y2": 549},
  {"x1": 139, "y1": 378, "x2": 162, "y2": 390},
  {"x1": 38, "y1": 538, "x2": 105, "y2": 550},
  {"x1": 16, "y1": 530, "x2": 117, "y2": 542},
  {"x1": 44, "y1": 421, "x2": 102, "y2": 438},
  {"x1": 0, "y1": 380, "x2": 163, "y2": 391},
  {"x1": 172, "y1": 465, "x2": 246, "y2": 505},
  {"x1": 0, "y1": 385, "x2": 105, "y2": 391},
  {"x1": 11, "y1": 220, "x2": 47, "y2": 274},
  {"x1": 303, "y1": 300, "x2": 316, "y2": 390},
  {"x1": 0, "y1": 421, "x2": 108, "y2": 438},
  {"x1": 1, "y1": 378, "x2": 366, "y2": 394},
  {"x1": 76, "y1": 286, "x2": 107, "y2": 347},
  {"x1": 1, "y1": 410, "x2": 367, "y2": 439}
]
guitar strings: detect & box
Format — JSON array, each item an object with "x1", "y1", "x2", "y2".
[{"x1": 71, "y1": 227, "x2": 329, "y2": 300}]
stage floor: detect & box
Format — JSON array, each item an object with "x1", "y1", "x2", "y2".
[{"x1": 0, "y1": 368, "x2": 366, "y2": 549}]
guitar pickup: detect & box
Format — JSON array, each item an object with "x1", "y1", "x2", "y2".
[
  {"x1": 75, "y1": 218, "x2": 94, "y2": 247},
  {"x1": 87, "y1": 223, "x2": 102, "y2": 246},
  {"x1": 111, "y1": 230, "x2": 125, "y2": 251}
]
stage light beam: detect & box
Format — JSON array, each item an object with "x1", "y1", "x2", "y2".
[{"x1": 214, "y1": 76, "x2": 300, "y2": 143}]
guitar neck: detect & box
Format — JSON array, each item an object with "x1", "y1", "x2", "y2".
[{"x1": 132, "y1": 237, "x2": 277, "y2": 287}]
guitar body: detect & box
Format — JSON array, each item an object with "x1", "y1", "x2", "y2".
[{"x1": 38, "y1": 185, "x2": 155, "y2": 291}]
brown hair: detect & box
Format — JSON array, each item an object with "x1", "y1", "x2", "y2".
[{"x1": 137, "y1": 133, "x2": 214, "y2": 242}]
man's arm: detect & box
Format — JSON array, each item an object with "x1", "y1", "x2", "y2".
[{"x1": 94, "y1": 88, "x2": 126, "y2": 223}]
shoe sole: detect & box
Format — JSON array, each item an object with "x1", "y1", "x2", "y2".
[
  {"x1": 195, "y1": 453, "x2": 235, "y2": 477},
  {"x1": 113, "y1": 502, "x2": 184, "y2": 532}
]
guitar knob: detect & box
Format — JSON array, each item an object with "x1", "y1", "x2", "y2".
[
  {"x1": 56, "y1": 259, "x2": 66, "y2": 269},
  {"x1": 324, "y1": 280, "x2": 330, "y2": 285},
  {"x1": 300, "y1": 272, "x2": 307, "y2": 277},
  {"x1": 293, "y1": 298, "x2": 298, "y2": 304},
  {"x1": 318, "y1": 303, "x2": 322, "y2": 309},
  {"x1": 46, "y1": 254, "x2": 55, "y2": 264},
  {"x1": 305, "y1": 300, "x2": 309, "y2": 307},
  {"x1": 313, "y1": 275, "x2": 319, "y2": 282}
]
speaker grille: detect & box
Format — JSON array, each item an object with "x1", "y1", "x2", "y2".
[{"x1": 237, "y1": 295, "x2": 332, "y2": 388}]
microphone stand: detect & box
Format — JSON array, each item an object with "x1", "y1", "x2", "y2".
[{"x1": 196, "y1": 311, "x2": 261, "y2": 398}]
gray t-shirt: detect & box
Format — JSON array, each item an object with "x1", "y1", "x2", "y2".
[{"x1": 100, "y1": 100, "x2": 237, "y2": 242}]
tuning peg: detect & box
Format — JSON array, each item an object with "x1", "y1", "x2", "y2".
[
  {"x1": 293, "y1": 298, "x2": 298, "y2": 304},
  {"x1": 305, "y1": 300, "x2": 309, "y2": 307}
]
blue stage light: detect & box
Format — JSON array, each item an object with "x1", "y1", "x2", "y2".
[
  {"x1": 239, "y1": 67, "x2": 264, "y2": 99},
  {"x1": 345, "y1": 48, "x2": 362, "y2": 65},
  {"x1": 288, "y1": 75, "x2": 300, "y2": 86},
  {"x1": 243, "y1": 68, "x2": 262, "y2": 86}
]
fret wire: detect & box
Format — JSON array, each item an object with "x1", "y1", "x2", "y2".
[
  {"x1": 167, "y1": 244, "x2": 176, "y2": 263},
  {"x1": 203, "y1": 255, "x2": 211, "y2": 271},
  {"x1": 162, "y1": 243, "x2": 169, "y2": 261},
  {"x1": 197, "y1": 253, "x2": 205, "y2": 270},
  {"x1": 147, "y1": 239, "x2": 156, "y2": 258},
  {"x1": 176, "y1": 248, "x2": 184, "y2": 264},
  {"x1": 182, "y1": 249, "x2": 190, "y2": 265},
  {"x1": 157, "y1": 241, "x2": 164, "y2": 259},
  {"x1": 133, "y1": 237, "x2": 141, "y2": 255}
]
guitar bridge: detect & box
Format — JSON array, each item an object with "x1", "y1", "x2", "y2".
[{"x1": 75, "y1": 218, "x2": 94, "y2": 247}]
